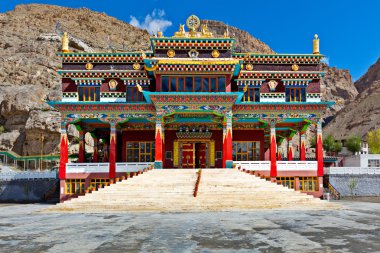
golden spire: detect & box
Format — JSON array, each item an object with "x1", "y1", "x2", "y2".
[
  {"x1": 313, "y1": 34, "x2": 320, "y2": 54},
  {"x1": 62, "y1": 32, "x2": 69, "y2": 53}
]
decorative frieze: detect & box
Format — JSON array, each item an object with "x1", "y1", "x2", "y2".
[
  {"x1": 236, "y1": 79, "x2": 265, "y2": 86},
  {"x1": 282, "y1": 79, "x2": 312, "y2": 87},
  {"x1": 260, "y1": 93, "x2": 286, "y2": 103},
  {"x1": 73, "y1": 78, "x2": 103, "y2": 86}
]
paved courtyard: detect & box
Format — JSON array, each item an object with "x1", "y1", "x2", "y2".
[{"x1": 0, "y1": 201, "x2": 379, "y2": 253}]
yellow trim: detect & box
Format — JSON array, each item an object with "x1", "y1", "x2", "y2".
[{"x1": 157, "y1": 59, "x2": 239, "y2": 65}]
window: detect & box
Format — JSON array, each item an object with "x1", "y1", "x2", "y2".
[
  {"x1": 126, "y1": 142, "x2": 155, "y2": 162},
  {"x1": 299, "y1": 177, "x2": 318, "y2": 192},
  {"x1": 65, "y1": 179, "x2": 85, "y2": 194},
  {"x1": 276, "y1": 177, "x2": 295, "y2": 189},
  {"x1": 161, "y1": 76, "x2": 226, "y2": 92},
  {"x1": 90, "y1": 179, "x2": 109, "y2": 189},
  {"x1": 232, "y1": 141, "x2": 261, "y2": 161},
  {"x1": 126, "y1": 87, "x2": 144, "y2": 102},
  {"x1": 241, "y1": 88, "x2": 260, "y2": 102},
  {"x1": 287, "y1": 87, "x2": 305, "y2": 102},
  {"x1": 78, "y1": 87, "x2": 100, "y2": 101},
  {"x1": 368, "y1": 159, "x2": 380, "y2": 168},
  {"x1": 165, "y1": 151, "x2": 172, "y2": 159}
]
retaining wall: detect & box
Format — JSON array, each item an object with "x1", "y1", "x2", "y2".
[
  {"x1": 0, "y1": 179, "x2": 58, "y2": 203},
  {"x1": 328, "y1": 174, "x2": 380, "y2": 197}
]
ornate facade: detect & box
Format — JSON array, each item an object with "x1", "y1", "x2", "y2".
[{"x1": 49, "y1": 15, "x2": 333, "y2": 201}]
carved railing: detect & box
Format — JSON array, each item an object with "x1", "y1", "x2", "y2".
[
  {"x1": 277, "y1": 161, "x2": 317, "y2": 171},
  {"x1": 325, "y1": 167, "x2": 380, "y2": 175},
  {"x1": 233, "y1": 161, "x2": 270, "y2": 171},
  {"x1": 194, "y1": 169, "x2": 202, "y2": 197},
  {"x1": 323, "y1": 177, "x2": 340, "y2": 200},
  {"x1": 116, "y1": 162, "x2": 154, "y2": 172},
  {"x1": 66, "y1": 163, "x2": 109, "y2": 173}
]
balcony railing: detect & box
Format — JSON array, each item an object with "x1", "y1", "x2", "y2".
[
  {"x1": 116, "y1": 162, "x2": 154, "y2": 172},
  {"x1": 233, "y1": 161, "x2": 270, "y2": 171},
  {"x1": 233, "y1": 161, "x2": 318, "y2": 171},
  {"x1": 66, "y1": 163, "x2": 109, "y2": 173},
  {"x1": 0, "y1": 171, "x2": 57, "y2": 181},
  {"x1": 277, "y1": 161, "x2": 317, "y2": 171},
  {"x1": 325, "y1": 167, "x2": 380, "y2": 175}
]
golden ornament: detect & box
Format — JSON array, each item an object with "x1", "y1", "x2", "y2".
[
  {"x1": 211, "y1": 50, "x2": 220, "y2": 58},
  {"x1": 292, "y1": 64, "x2": 299, "y2": 71},
  {"x1": 246, "y1": 64, "x2": 253, "y2": 71},
  {"x1": 85, "y1": 62, "x2": 93, "y2": 70},
  {"x1": 108, "y1": 79, "x2": 118, "y2": 90},
  {"x1": 167, "y1": 49, "x2": 175, "y2": 58},
  {"x1": 133, "y1": 63, "x2": 140, "y2": 70}
]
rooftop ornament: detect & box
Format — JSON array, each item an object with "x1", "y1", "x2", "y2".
[
  {"x1": 172, "y1": 15, "x2": 213, "y2": 38},
  {"x1": 313, "y1": 34, "x2": 320, "y2": 54}
]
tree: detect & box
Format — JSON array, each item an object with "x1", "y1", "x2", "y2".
[
  {"x1": 323, "y1": 134, "x2": 335, "y2": 153},
  {"x1": 346, "y1": 135, "x2": 361, "y2": 154},
  {"x1": 367, "y1": 129, "x2": 380, "y2": 154},
  {"x1": 334, "y1": 141, "x2": 343, "y2": 153}
]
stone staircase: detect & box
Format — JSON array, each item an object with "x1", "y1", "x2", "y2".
[{"x1": 46, "y1": 169, "x2": 339, "y2": 213}]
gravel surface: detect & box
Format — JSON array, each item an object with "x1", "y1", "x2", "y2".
[{"x1": 0, "y1": 201, "x2": 379, "y2": 252}]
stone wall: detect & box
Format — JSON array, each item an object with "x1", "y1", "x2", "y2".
[
  {"x1": 0, "y1": 179, "x2": 58, "y2": 202},
  {"x1": 328, "y1": 174, "x2": 380, "y2": 197}
]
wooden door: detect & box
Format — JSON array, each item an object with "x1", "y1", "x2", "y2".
[
  {"x1": 182, "y1": 143, "x2": 194, "y2": 168},
  {"x1": 195, "y1": 143, "x2": 207, "y2": 168}
]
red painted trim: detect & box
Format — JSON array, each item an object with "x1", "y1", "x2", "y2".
[
  {"x1": 270, "y1": 135, "x2": 277, "y2": 177},
  {"x1": 225, "y1": 130, "x2": 233, "y2": 161},
  {"x1": 59, "y1": 135, "x2": 68, "y2": 179},
  {"x1": 300, "y1": 142, "x2": 306, "y2": 161},
  {"x1": 109, "y1": 135, "x2": 116, "y2": 178},
  {"x1": 288, "y1": 146, "x2": 293, "y2": 161},
  {"x1": 316, "y1": 134, "x2": 323, "y2": 176},
  {"x1": 155, "y1": 130, "x2": 163, "y2": 162}
]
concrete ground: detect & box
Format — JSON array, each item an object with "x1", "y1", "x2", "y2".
[{"x1": 0, "y1": 202, "x2": 379, "y2": 253}]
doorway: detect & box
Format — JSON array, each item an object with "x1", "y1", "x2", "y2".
[{"x1": 180, "y1": 142, "x2": 208, "y2": 168}]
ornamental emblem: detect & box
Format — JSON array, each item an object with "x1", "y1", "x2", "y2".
[
  {"x1": 292, "y1": 64, "x2": 299, "y2": 71},
  {"x1": 186, "y1": 15, "x2": 201, "y2": 30},
  {"x1": 133, "y1": 62, "x2": 141, "y2": 70},
  {"x1": 246, "y1": 64, "x2": 253, "y2": 71},
  {"x1": 167, "y1": 49, "x2": 175, "y2": 58},
  {"x1": 108, "y1": 79, "x2": 118, "y2": 90},
  {"x1": 211, "y1": 50, "x2": 220, "y2": 58},
  {"x1": 188, "y1": 49, "x2": 199, "y2": 58},
  {"x1": 85, "y1": 62, "x2": 93, "y2": 70},
  {"x1": 268, "y1": 80, "x2": 278, "y2": 91}
]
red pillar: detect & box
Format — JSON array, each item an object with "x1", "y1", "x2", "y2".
[
  {"x1": 59, "y1": 123, "x2": 68, "y2": 180},
  {"x1": 78, "y1": 129, "x2": 85, "y2": 163},
  {"x1": 300, "y1": 132, "x2": 306, "y2": 161},
  {"x1": 109, "y1": 123, "x2": 116, "y2": 178},
  {"x1": 222, "y1": 126, "x2": 226, "y2": 168},
  {"x1": 316, "y1": 121, "x2": 324, "y2": 177},
  {"x1": 93, "y1": 136, "x2": 98, "y2": 162},
  {"x1": 103, "y1": 142, "x2": 109, "y2": 162},
  {"x1": 288, "y1": 138, "x2": 293, "y2": 161},
  {"x1": 270, "y1": 121, "x2": 277, "y2": 178},
  {"x1": 154, "y1": 118, "x2": 163, "y2": 169},
  {"x1": 222, "y1": 112, "x2": 233, "y2": 168}
]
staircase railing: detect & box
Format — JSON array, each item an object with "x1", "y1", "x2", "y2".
[
  {"x1": 193, "y1": 169, "x2": 202, "y2": 197},
  {"x1": 323, "y1": 177, "x2": 340, "y2": 200}
]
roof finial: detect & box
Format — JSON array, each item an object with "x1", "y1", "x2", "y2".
[
  {"x1": 313, "y1": 34, "x2": 320, "y2": 54},
  {"x1": 62, "y1": 32, "x2": 69, "y2": 53}
]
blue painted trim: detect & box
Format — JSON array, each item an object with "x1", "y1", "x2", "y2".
[
  {"x1": 226, "y1": 161, "x2": 233, "y2": 169},
  {"x1": 154, "y1": 161, "x2": 163, "y2": 169}
]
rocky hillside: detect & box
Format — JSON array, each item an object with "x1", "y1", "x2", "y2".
[
  {"x1": 324, "y1": 58, "x2": 380, "y2": 139},
  {"x1": 201, "y1": 20, "x2": 274, "y2": 54},
  {"x1": 0, "y1": 4, "x2": 360, "y2": 156},
  {"x1": 0, "y1": 4, "x2": 150, "y2": 155}
]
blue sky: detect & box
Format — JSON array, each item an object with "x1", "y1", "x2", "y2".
[{"x1": 1, "y1": 0, "x2": 379, "y2": 81}]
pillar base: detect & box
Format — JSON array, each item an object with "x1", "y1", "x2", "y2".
[
  {"x1": 154, "y1": 161, "x2": 163, "y2": 169},
  {"x1": 225, "y1": 160, "x2": 233, "y2": 169}
]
